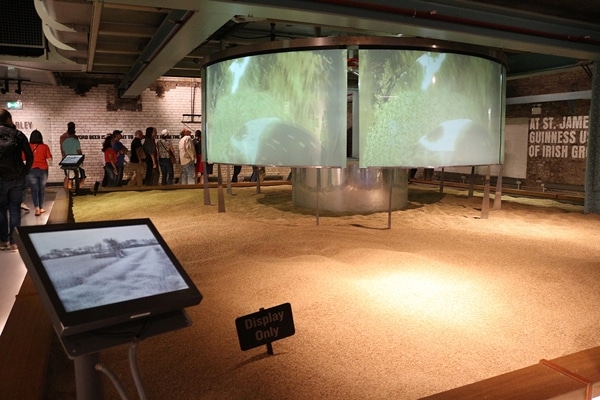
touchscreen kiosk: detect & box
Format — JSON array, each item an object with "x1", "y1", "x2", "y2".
[
  {"x1": 14, "y1": 218, "x2": 202, "y2": 338},
  {"x1": 59, "y1": 154, "x2": 85, "y2": 168}
]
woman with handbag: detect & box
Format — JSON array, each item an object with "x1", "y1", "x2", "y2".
[
  {"x1": 26, "y1": 130, "x2": 52, "y2": 216},
  {"x1": 157, "y1": 129, "x2": 176, "y2": 185}
]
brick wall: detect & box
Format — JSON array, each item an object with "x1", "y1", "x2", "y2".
[
  {"x1": 506, "y1": 68, "x2": 592, "y2": 189},
  {"x1": 7, "y1": 69, "x2": 592, "y2": 190},
  {"x1": 7, "y1": 79, "x2": 291, "y2": 185}
]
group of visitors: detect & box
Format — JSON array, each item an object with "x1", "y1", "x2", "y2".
[
  {"x1": 0, "y1": 116, "x2": 213, "y2": 252},
  {"x1": 127, "y1": 126, "x2": 210, "y2": 186},
  {"x1": 59, "y1": 124, "x2": 211, "y2": 188},
  {"x1": 99, "y1": 125, "x2": 211, "y2": 187}
]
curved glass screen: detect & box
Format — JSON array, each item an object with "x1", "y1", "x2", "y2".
[
  {"x1": 205, "y1": 49, "x2": 348, "y2": 167},
  {"x1": 359, "y1": 50, "x2": 505, "y2": 168}
]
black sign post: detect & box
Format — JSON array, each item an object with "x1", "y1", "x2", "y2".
[{"x1": 235, "y1": 303, "x2": 295, "y2": 354}]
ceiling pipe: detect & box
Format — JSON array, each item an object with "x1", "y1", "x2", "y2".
[{"x1": 311, "y1": 0, "x2": 600, "y2": 46}]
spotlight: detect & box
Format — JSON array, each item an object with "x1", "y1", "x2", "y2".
[
  {"x1": 0, "y1": 80, "x2": 7, "y2": 95},
  {"x1": 14, "y1": 80, "x2": 22, "y2": 95}
]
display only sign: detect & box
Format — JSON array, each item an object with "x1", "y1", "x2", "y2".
[{"x1": 235, "y1": 302, "x2": 295, "y2": 351}]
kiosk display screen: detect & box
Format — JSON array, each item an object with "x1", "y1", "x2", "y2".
[
  {"x1": 59, "y1": 154, "x2": 85, "y2": 167},
  {"x1": 15, "y1": 218, "x2": 202, "y2": 337}
]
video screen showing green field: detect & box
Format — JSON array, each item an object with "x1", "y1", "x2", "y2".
[
  {"x1": 359, "y1": 50, "x2": 505, "y2": 168},
  {"x1": 205, "y1": 50, "x2": 347, "y2": 167}
]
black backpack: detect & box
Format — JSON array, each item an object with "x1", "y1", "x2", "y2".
[{"x1": 0, "y1": 126, "x2": 25, "y2": 179}]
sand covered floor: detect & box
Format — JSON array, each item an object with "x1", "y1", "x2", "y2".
[{"x1": 45, "y1": 184, "x2": 600, "y2": 399}]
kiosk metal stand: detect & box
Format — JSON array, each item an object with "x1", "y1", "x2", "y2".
[
  {"x1": 62, "y1": 167, "x2": 82, "y2": 195},
  {"x1": 60, "y1": 309, "x2": 192, "y2": 400},
  {"x1": 75, "y1": 353, "x2": 103, "y2": 400},
  {"x1": 59, "y1": 154, "x2": 85, "y2": 196}
]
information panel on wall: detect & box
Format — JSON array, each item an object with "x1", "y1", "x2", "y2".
[
  {"x1": 205, "y1": 49, "x2": 348, "y2": 167},
  {"x1": 358, "y1": 49, "x2": 505, "y2": 168}
]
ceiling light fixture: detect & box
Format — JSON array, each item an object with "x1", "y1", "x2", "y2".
[
  {"x1": 1, "y1": 80, "x2": 8, "y2": 95},
  {"x1": 14, "y1": 80, "x2": 22, "y2": 95}
]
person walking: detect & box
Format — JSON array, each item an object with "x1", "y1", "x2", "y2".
[
  {"x1": 178, "y1": 128, "x2": 196, "y2": 185},
  {"x1": 143, "y1": 127, "x2": 158, "y2": 186},
  {"x1": 157, "y1": 129, "x2": 175, "y2": 185},
  {"x1": 111, "y1": 130, "x2": 127, "y2": 186},
  {"x1": 26, "y1": 129, "x2": 53, "y2": 216},
  {"x1": 61, "y1": 123, "x2": 86, "y2": 188},
  {"x1": 102, "y1": 134, "x2": 118, "y2": 187},
  {"x1": 0, "y1": 109, "x2": 33, "y2": 252},
  {"x1": 128, "y1": 129, "x2": 145, "y2": 186},
  {"x1": 60, "y1": 122, "x2": 76, "y2": 188},
  {"x1": 59, "y1": 121, "x2": 75, "y2": 158},
  {"x1": 231, "y1": 165, "x2": 242, "y2": 183}
]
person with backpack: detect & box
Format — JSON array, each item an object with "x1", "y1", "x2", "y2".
[
  {"x1": 142, "y1": 126, "x2": 158, "y2": 186},
  {"x1": 128, "y1": 129, "x2": 146, "y2": 186},
  {"x1": 178, "y1": 128, "x2": 196, "y2": 185},
  {"x1": 0, "y1": 109, "x2": 33, "y2": 252},
  {"x1": 157, "y1": 129, "x2": 175, "y2": 185}
]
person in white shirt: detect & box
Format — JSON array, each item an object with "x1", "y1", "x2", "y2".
[{"x1": 178, "y1": 128, "x2": 196, "y2": 184}]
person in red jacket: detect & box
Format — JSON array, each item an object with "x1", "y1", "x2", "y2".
[{"x1": 26, "y1": 129, "x2": 53, "y2": 216}]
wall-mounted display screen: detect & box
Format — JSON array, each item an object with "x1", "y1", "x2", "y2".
[
  {"x1": 205, "y1": 49, "x2": 348, "y2": 167},
  {"x1": 358, "y1": 49, "x2": 505, "y2": 168},
  {"x1": 15, "y1": 219, "x2": 202, "y2": 337}
]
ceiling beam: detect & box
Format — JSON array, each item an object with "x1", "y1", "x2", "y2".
[
  {"x1": 120, "y1": 5, "x2": 234, "y2": 97},
  {"x1": 87, "y1": 1, "x2": 103, "y2": 72},
  {"x1": 106, "y1": 0, "x2": 600, "y2": 97}
]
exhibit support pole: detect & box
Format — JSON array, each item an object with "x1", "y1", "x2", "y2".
[
  {"x1": 388, "y1": 168, "x2": 393, "y2": 229},
  {"x1": 255, "y1": 166, "x2": 262, "y2": 194},
  {"x1": 481, "y1": 165, "x2": 491, "y2": 219},
  {"x1": 217, "y1": 164, "x2": 225, "y2": 213},
  {"x1": 468, "y1": 166, "x2": 475, "y2": 198},
  {"x1": 203, "y1": 164, "x2": 212, "y2": 205},
  {"x1": 74, "y1": 353, "x2": 104, "y2": 400},
  {"x1": 226, "y1": 164, "x2": 232, "y2": 195},
  {"x1": 315, "y1": 168, "x2": 320, "y2": 226},
  {"x1": 493, "y1": 164, "x2": 503, "y2": 210}
]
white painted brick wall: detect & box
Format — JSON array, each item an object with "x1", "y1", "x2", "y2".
[{"x1": 7, "y1": 80, "x2": 291, "y2": 185}]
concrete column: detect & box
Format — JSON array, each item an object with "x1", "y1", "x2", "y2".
[{"x1": 585, "y1": 63, "x2": 600, "y2": 214}]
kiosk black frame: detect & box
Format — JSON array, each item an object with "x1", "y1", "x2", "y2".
[{"x1": 14, "y1": 218, "x2": 202, "y2": 399}]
